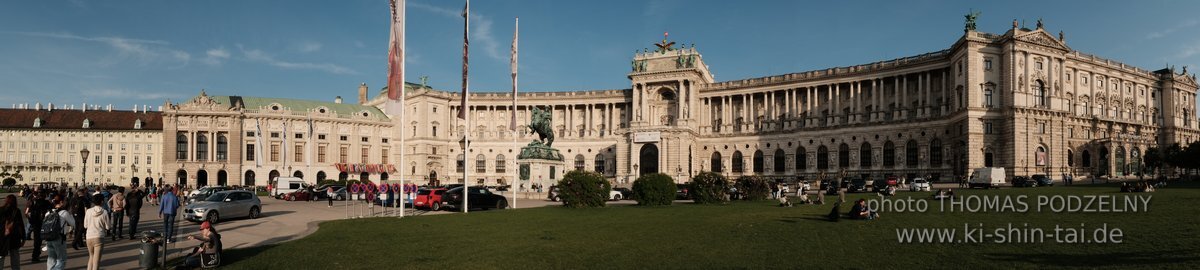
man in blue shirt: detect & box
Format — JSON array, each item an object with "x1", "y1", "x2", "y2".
[{"x1": 159, "y1": 186, "x2": 181, "y2": 243}]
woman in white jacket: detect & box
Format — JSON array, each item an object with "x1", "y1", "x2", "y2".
[{"x1": 82, "y1": 194, "x2": 110, "y2": 270}]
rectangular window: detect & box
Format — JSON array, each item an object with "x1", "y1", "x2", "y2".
[
  {"x1": 496, "y1": 158, "x2": 506, "y2": 173},
  {"x1": 339, "y1": 136, "x2": 348, "y2": 141},
  {"x1": 1035, "y1": 62, "x2": 1043, "y2": 70},
  {"x1": 984, "y1": 59, "x2": 992, "y2": 70},
  {"x1": 361, "y1": 137, "x2": 368, "y2": 143},
  {"x1": 984, "y1": 122, "x2": 993, "y2": 134},
  {"x1": 318, "y1": 145, "x2": 327, "y2": 163},
  {"x1": 270, "y1": 132, "x2": 280, "y2": 138},
  {"x1": 147, "y1": 155, "x2": 152, "y2": 165},
  {"x1": 1039, "y1": 123, "x2": 1046, "y2": 134},
  {"x1": 294, "y1": 143, "x2": 304, "y2": 162},
  {"x1": 107, "y1": 155, "x2": 112, "y2": 164},
  {"x1": 121, "y1": 144, "x2": 126, "y2": 151},
  {"x1": 432, "y1": 126, "x2": 438, "y2": 136},
  {"x1": 120, "y1": 156, "x2": 126, "y2": 164},
  {"x1": 246, "y1": 131, "x2": 255, "y2": 137},
  {"x1": 339, "y1": 146, "x2": 348, "y2": 163},
  {"x1": 381, "y1": 148, "x2": 389, "y2": 164},
  {"x1": 361, "y1": 146, "x2": 370, "y2": 163},
  {"x1": 246, "y1": 144, "x2": 256, "y2": 161},
  {"x1": 382, "y1": 138, "x2": 389, "y2": 143},
  {"x1": 432, "y1": 147, "x2": 438, "y2": 155},
  {"x1": 94, "y1": 155, "x2": 100, "y2": 164},
  {"x1": 295, "y1": 133, "x2": 303, "y2": 139},
  {"x1": 318, "y1": 134, "x2": 326, "y2": 140},
  {"x1": 270, "y1": 144, "x2": 280, "y2": 162}
]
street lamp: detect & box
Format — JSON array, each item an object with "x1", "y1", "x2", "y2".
[{"x1": 80, "y1": 148, "x2": 90, "y2": 187}]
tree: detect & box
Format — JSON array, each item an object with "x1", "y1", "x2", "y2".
[
  {"x1": 689, "y1": 172, "x2": 729, "y2": 204},
  {"x1": 1164, "y1": 143, "x2": 1184, "y2": 178},
  {"x1": 1, "y1": 178, "x2": 14, "y2": 187},
  {"x1": 632, "y1": 173, "x2": 675, "y2": 206},
  {"x1": 1143, "y1": 147, "x2": 1162, "y2": 179},
  {"x1": 556, "y1": 170, "x2": 610, "y2": 208}
]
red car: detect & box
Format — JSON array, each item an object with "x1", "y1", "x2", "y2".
[
  {"x1": 283, "y1": 190, "x2": 313, "y2": 201},
  {"x1": 414, "y1": 188, "x2": 447, "y2": 211},
  {"x1": 886, "y1": 176, "x2": 899, "y2": 186}
]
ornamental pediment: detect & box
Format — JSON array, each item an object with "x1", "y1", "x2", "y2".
[{"x1": 1014, "y1": 30, "x2": 1070, "y2": 52}]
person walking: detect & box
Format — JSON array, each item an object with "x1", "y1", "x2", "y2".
[
  {"x1": 327, "y1": 186, "x2": 335, "y2": 207},
  {"x1": 45, "y1": 197, "x2": 74, "y2": 270},
  {"x1": 125, "y1": 187, "x2": 144, "y2": 239},
  {"x1": 83, "y1": 194, "x2": 111, "y2": 270},
  {"x1": 159, "y1": 187, "x2": 181, "y2": 243},
  {"x1": 0, "y1": 195, "x2": 26, "y2": 269},
  {"x1": 24, "y1": 192, "x2": 51, "y2": 263},
  {"x1": 69, "y1": 190, "x2": 89, "y2": 250},
  {"x1": 108, "y1": 189, "x2": 126, "y2": 241}
]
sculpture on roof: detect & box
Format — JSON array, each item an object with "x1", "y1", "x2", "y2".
[
  {"x1": 964, "y1": 10, "x2": 980, "y2": 32},
  {"x1": 654, "y1": 32, "x2": 676, "y2": 54},
  {"x1": 1036, "y1": 18, "x2": 1044, "y2": 29}
]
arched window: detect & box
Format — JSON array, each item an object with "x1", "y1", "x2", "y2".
[
  {"x1": 905, "y1": 140, "x2": 919, "y2": 167},
  {"x1": 929, "y1": 139, "x2": 943, "y2": 167},
  {"x1": 773, "y1": 149, "x2": 785, "y2": 173},
  {"x1": 838, "y1": 143, "x2": 850, "y2": 168},
  {"x1": 732, "y1": 151, "x2": 744, "y2": 173},
  {"x1": 752, "y1": 150, "x2": 764, "y2": 174},
  {"x1": 1067, "y1": 150, "x2": 1074, "y2": 166},
  {"x1": 196, "y1": 134, "x2": 209, "y2": 160},
  {"x1": 216, "y1": 135, "x2": 228, "y2": 161},
  {"x1": 175, "y1": 133, "x2": 188, "y2": 160},
  {"x1": 496, "y1": 154, "x2": 507, "y2": 173},
  {"x1": 817, "y1": 146, "x2": 829, "y2": 171},
  {"x1": 1081, "y1": 150, "x2": 1091, "y2": 167},
  {"x1": 595, "y1": 154, "x2": 607, "y2": 173},
  {"x1": 456, "y1": 154, "x2": 465, "y2": 173},
  {"x1": 883, "y1": 141, "x2": 895, "y2": 167},
  {"x1": 795, "y1": 147, "x2": 807, "y2": 171},
  {"x1": 710, "y1": 152, "x2": 723, "y2": 173},
  {"x1": 574, "y1": 154, "x2": 586, "y2": 171},
  {"x1": 1036, "y1": 146, "x2": 1048, "y2": 166},
  {"x1": 859, "y1": 142, "x2": 872, "y2": 168},
  {"x1": 1131, "y1": 148, "x2": 1141, "y2": 175},
  {"x1": 476, "y1": 154, "x2": 487, "y2": 173}
]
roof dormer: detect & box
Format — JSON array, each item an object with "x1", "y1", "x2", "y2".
[
  {"x1": 32, "y1": 117, "x2": 42, "y2": 128},
  {"x1": 82, "y1": 118, "x2": 91, "y2": 129}
]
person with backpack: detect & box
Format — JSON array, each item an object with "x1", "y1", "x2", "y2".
[
  {"x1": 0, "y1": 195, "x2": 26, "y2": 269},
  {"x1": 125, "y1": 186, "x2": 145, "y2": 239},
  {"x1": 83, "y1": 194, "x2": 111, "y2": 270},
  {"x1": 44, "y1": 197, "x2": 74, "y2": 270},
  {"x1": 25, "y1": 192, "x2": 51, "y2": 263}
]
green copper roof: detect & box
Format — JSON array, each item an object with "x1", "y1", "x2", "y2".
[
  {"x1": 210, "y1": 95, "x2": 389, "y2": 121},
  {"x1": 379, "y1": 82, "x2": 426, "y2": 95}
]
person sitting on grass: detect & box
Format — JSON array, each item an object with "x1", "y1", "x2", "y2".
[
  {"x1": 848, "y1": 199, "x2": 869, "y2": 220},
  {"x1": 778, "y1": 194, "x2": 792, "y2": 207},
  {"x1": 827, "y1": 202, "x2": 841, "y2": 222}
]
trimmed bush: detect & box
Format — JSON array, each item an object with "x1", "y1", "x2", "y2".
[
  {"x1": 632, "y1": 173, "x2": 675, "y2": 206},
  {"x1": 556, "y1": 170, "x2": 611, "y2": 208},
  {"x1": 690, "y1": 172, "x2": 729, "y2": 204},
  {"x1": 735, "y1": 176, "x2": 771, "y2": 201},
  {"x1": 2, "y1": 178, "x2": 15, "y2": 187}
]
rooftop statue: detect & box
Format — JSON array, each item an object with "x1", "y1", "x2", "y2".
[{"x1": 964, "y1": 10, "x2": 980, "y2": 31}]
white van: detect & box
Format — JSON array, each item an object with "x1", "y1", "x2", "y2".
[
  {"x1": 273, "y1": 177, "x2": 307, "y2": 199},
  {"x1": 969, "y1": 167, "x2": 1005, "y2": 189}
]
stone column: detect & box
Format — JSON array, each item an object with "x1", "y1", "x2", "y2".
[{"x1": 893, "y1": 76, "x2": 900, "y2": 119}]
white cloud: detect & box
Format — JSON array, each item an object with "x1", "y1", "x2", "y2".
[
  {"x1": 81, "y1": 88, "x2": 180, "y2": 101},
  {"x1": 1177, "y1": 41, "x2": 1200, "y2": 59},
  {"x1": 201, "y1": 47, "x2": 231, "y2": 65},
  {"x1": 4, "y1": 31, "x2": 189, "y2": 67},
  {"x1": 240, "y1": 46, "x2": 356, "y2": 75},
  {"x1": 1147, "y1": 19, "x2": 1198, "y2": 40},
  {"x1": 409, "y1": 2, "x2": 504, "y2": 61},
  {"x1": 295, "y1": 41, "x2": 323, "y2": 53}
]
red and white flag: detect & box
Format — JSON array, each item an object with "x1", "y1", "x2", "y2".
[
  {"x1": 387, "y1": 0, "x2": 406, "y2": 114},
  {"x1": 509, "y1": 17, "x2": 518, "y2": 131},
  {"x1": 457, "y1": 0, "x2": 470, "y2": 120}
]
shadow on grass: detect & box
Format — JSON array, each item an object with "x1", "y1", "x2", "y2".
[
  {"x1": 777, "y1": 215, "x2": 838, "y2": 223},
  {"x1": 985, "y1": 249, "x2": 1200, "y2": 267}
]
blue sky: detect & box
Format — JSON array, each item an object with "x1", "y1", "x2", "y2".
[{"x1": 2, "y1": 0, "x2": 1199, "y2": 109}]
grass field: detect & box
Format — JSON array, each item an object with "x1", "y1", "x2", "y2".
[{"x1": 221, "y1": 182, "x2": 1199, "y2": 269}]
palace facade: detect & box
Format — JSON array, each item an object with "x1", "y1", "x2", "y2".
[
  {"x1": 378, "y1": 22, "x2": 1199, "y2": 186},
  {"x1": 0, "y1": 105, "x2": 163, "y2": 186}
]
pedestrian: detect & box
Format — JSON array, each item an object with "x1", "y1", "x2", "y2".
[
  {"x1": 25, "y1": 192, "x2": 51, "y2": 263},
  {"x1": 83, "y1": 194, "x2": 111, "y2": 270},
  {"x1": 159, "y1": 186, "x2": 181, "y2": 243},
  {"x1": 327, "y1": 186, "x2": 335, "y2": 207},
  {"x1": 108, "y1": 188, "x2": 126, "y2": 241},
  {"x1": 0, "y1": 195, "x2": 26, "y2": 269},
  {"x1": 45, "y1": 197, "x2": 74, "y2": 270},
  {"x1": 838, "y1": 184, "x2": 846, "y2": 203},
  {"x1": 70, "y1": 190, "x2": 89, "y2": 250},
  {"x1": 125, "y1": 187, "x2": 144, "y2": 239}
]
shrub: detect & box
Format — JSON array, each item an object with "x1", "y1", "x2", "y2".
[
  {"x1": 1, "y1": 178, "x2": 15, "y2": 187},
  {"x1": 690, "y1": 172, "x2": 729, "y2": 204},
  {"x1": 735, "y1": 176, "x2": 771, "y2": 201},
  {"x1": 556, "y1": 170, "x2": 611, "y2": 208},
  {"x1": 632, "y1": 173, "x2": 675, "y2": 206}
]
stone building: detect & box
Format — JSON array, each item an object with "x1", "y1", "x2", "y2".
[
  {"x1": 162, "y1": 91, "x2": 394, "y2": 187},
  {"x1": 0, "y1": 104, "x2": 163, "y2": 186},
  {"x1": 375, "y1": 21, "x2": 1198, "y2": 186}
]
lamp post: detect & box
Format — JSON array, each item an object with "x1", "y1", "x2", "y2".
[
  {"x1": 131, "y1": 164, "x2": 137, "y2": 186},
  {"x1": 80, "y1": 148, "x2": 90, "y2": 187}
]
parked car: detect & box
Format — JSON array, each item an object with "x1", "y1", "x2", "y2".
[
  {"x1": 797, "y1": 180, "x2": 811, "y2": 191},
  {"x1": 820, "y1": 180, "x2": 839, "y2": 195},
  {"x1": 910, "y1": 178, "x2": 931, "y2": 191},
  {"x1": 675, "y1": 184, "x2": 690, "y2": 200},
  {"x1": 886, "y1": 176, "x2": 899, "y2": 186},
  {"x1": 612, "y1": 187, "x2": 633, "y2": 200},
  {"x1": 848, "y1": 178, "x2": 870, "y2": 193},
  {"x1": 1012, "y1": 176, "x2": 1035, "y2": 187},
  {"x1": 970, "y1": 167, "x2": 1006, "y2": 189},
  {"x1": 282, "y1": 189, "x2": 313, "y2": 201},
  {"x1": 184, "y1": 190, "x2": 262, "y2": 223},
  {"x1": 1031, "y1": 174, "x2": 1054, "y2": 186},
  {"x1": 547, "y1": 186, "x2": 561, "y2": 202},
  {"x1": 444, "y1": 186, "x2": 509, "y2": 210},
  {"x1": 312, "y1": 185, "x2": 347, "y2": 201},
  {"x1": 414, "y1": 188, "x2": 448, "y2": 210},
  {"x1": 189, "y1": 186, "x2": 233, "y2": 203},
  {"x1": 272, "y1": 177, "x2": 306, "y2": 199},
  {"x1": 871, "y1": 179, "x2": 893, "y2": 193}
]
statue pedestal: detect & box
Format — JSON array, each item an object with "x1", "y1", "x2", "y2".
[{"x1": 517, "y1": 141, "x2": 565, "y2": 189}]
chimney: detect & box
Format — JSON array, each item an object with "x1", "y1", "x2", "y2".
[
  {"x1": 106, "y1": 104, "x2": 112, "y2": 112},
  {"x1": 157, "y1": 106, "x2": 163, "y2": 111},
  {"x1": 143, "y1": 105, "x2": 149, "y2": 113},
  {"x1": 358, "y1": 83, "x2": 368, "y2": 105},
  {"x1": 48, "y1": 103, "x2": 53, "y2": 111},
  {"x1": 335, "y1": 96, "x2": 343, "y2": 104}
]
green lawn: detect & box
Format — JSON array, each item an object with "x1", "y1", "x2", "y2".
[{"x1": 222, "y1": 182, "x2": 1200, "y2": 269}]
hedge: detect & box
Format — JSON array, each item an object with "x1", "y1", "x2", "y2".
[
  {"x1": 556, "y1": 170, "x2": 611, "y2": 208},
  {"x1": 735, "y1": 176, "x2": 771, "y2": 201},
  {"x1": 690, "y1": 172, "x2": 729, "y2": 204},
  {"x1": 632, "y1": 173, "x2": 675, "y2": 206}
]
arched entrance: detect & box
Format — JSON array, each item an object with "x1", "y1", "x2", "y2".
[
  {"x1": 293, "y1": 170, "x2": 304, "y2": 179},
  {"x1": 428, "y1": 171, "x2": 439, "y2": 186},
  {"x1": 1098, "y1": 147, "x2": 1110, "y2": 177},
  {"x1": 268, "y1": 170, "x2": 280, "y2": 187},
  {"x1": 244, "y1": 170, "x2": 256, "y2": 187},
  {"x1": 316, "y1": 171, "x2": 327, "y2": 182},
  {"x1": 338, "y1": 172, "x2": 348, "y2": 181},
  {"x1": 144, "y1": 177, "x2": 154, "y2": 187},
  {"x1": 196, "y1": 170, "x2": 208, "y2": 187},
  {"x1": 131, "y1": 177, "x2": 139, "y2": 186},
  {"x1": 639, "y1": 144, "x2": 659, "y2": 176},
  {"x1": 176, "y1": 170, "x2": 188, "y2": 187},
  {"x1": 217, "y1": 170, "x2": 228, "y2": 186},
  {"x1": 1115, "y1": 147, "x2": 1126, "y2": 176},
  {"x1": 360, "y1": 172, "x2": 370, "y2": 182},
  {"x1": 381, "y1": 173, "x2": 389, "y2": 181}
]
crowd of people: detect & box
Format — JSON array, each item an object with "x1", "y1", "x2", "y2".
[{"x1": 1, "y1": 182, "x2": 209, "y2": 269}]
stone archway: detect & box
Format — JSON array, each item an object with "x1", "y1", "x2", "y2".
[
  {"x1": 176, "y1": 170, "x2": 188, "y2": 187},
  {"x1": 244, "y1": 170, "x2": 256, "y2": 187},
  {"x1": 217, "y1": 170, "x2": 228, "y2": 186},
  {"x1": 196, "y1": 170, "x2": 208, "y2": 187},
  {"x1": 639, "y1": 144, "x2": 659, "y2": 176}
]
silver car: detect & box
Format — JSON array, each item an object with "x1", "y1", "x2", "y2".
[{"x1": 184, "y1": 190, "x2": 262, "y2": 223}]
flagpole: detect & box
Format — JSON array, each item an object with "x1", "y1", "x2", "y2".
[
  {"x1": 461, "y1": 0, "x2": 471, "y2": 214},
  {"x1": 510, "y1": 17, "x2": 518, "y2": 210},
  {"x1": 397, "y1": 0, "x2": 407, "y2": 218}
]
